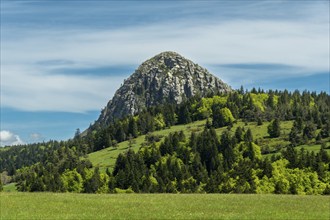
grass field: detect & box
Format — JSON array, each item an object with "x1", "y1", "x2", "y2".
[{"x1": 1, "y1": 193, "x2": 329, "y2": 220}]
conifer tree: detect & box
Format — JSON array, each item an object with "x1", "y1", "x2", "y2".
[
  {"x1": 128, "y1": 117, "x2": 138, "y2": 138},
  {"x1": 84, "y1": 167, "x2": 102, "y2": 193},
  {"x1": 289, "y1": 124, "x2": 300, "y2": 146},
  {"x1": 268, "y1": 118, "x2": 281, "y2": 138},
  {"x1": 244, "y1": 128, "x2": 253, "y2": 143},
  {"x1": 178, "y1": 105, "x2": 192, "y2": 124},
  {"x1": 302, "y1": 122, "x2": 316, "y2": 140},
  {"x1": 235, "y1": 126, "x2": 244, "y2": 142}
]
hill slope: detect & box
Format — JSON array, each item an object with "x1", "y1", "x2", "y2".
[{"x1": 88, "y1": 119, "x2": 330, "y2": 173}]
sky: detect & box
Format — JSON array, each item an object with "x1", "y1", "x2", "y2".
[{"x1": 0, "y1": 0, "x2": 329, "y2": 146}]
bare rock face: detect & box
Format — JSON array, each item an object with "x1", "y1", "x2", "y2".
[{"x1": 97, "y1": 51, "x2": 231, "y2": 125}]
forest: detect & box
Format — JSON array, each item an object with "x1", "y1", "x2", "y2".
[{"x1": 1, "y1": 88, "x2": 329, "y2": 194}]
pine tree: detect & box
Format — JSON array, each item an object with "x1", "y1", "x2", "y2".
[
  {"x1": 189, "y1": 132, "x2": 198, "y2": 152},
  {"x1": 178, "y1": 105, "x2": 192, "y2": 124},
  {"x1": 244, "y1": 128, "x2": 253, "y2": 143},
  {"x1": 268, "y1": 119, "x2": 281, "y2": 138},
  {"x1": 320, "y1": 120, "x2": 330, "y2": 138},
  {"x1": 266, "y1": 92, "x2": 275, "y2": 109},
  {"x1": 220, "y1": 130, "x2": 235, "y2": 170},
  {"x1": 128, "y1": 117, "x2": 138, "y2": 138},
  {"x1": 74, "y1": 128, "x2": 81, "y2": 139},
  {"x1": 235, "y1": 126, "x2": 244, "y2": 142},
  {"x1": 318, "y1": 143, "x2": 330, "y2": 164},
  {"x1": 84, "y1": 167, "x2": 102, "y2": 193},
  {"x1": 115, "y1": 125, "x2": 126, "y2": 142},
  {"x1": 282, "y1": 146, "x2": 298, "y2": 168},
  {"x1": 302, "y1": 122, "x2": 316, "y2": 140},
  {"x1": 289, "y1": 124, "x2": 300, "y2": 146}
]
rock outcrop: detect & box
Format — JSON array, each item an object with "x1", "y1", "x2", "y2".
[{"x1": 96, "y1": 51, "x2": 231, "y2": 125}]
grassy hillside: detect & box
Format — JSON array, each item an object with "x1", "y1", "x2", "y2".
[
  {"x1": 2, "y1": 183, "x2": 17, "y2": 192},
  {"x1": 88, "y1": 120, "x2": 206, "y2": 172},
  {"x1": 1, "y1": 193, "x2": 329, "y2": 220},
  {"x1": 88, "y1": 119, "x2": 329, "y2": 173}
]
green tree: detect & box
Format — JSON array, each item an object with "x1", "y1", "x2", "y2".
[
  {"x1": 318, "y1": 144, "x2": 330, "y2": 164},
  {"x1": 220, "y1": 130, "x2": 236, "y2": 170},
  {"x1": 268, "y1": 119, "x2": 281, "y2": 138},
  {"x1": 84, "y1": 167, "x2": 102, "y2": 193},
  {"x1": 74, "y1": 128, "x2": 81, "y2": 139},
  {"x1": 115, "y1": 125, "x2": 126, "y2": 142},
  {"x1": 178, "y1": 105, "x2": 192, "y2": 124},
  {"x1": 154, "y1": 113, "x2": 166, "y2": 130},
  {"x1": 212, "y1": 107, "x2": 235, "y2": 128},
  {"x1": 235, "y1": 126, "x2": 244, "y2": 142},
  {"x1": 61, "y1": 169, "x2": 83, "y2": 193},
  {"x1": 244, "y1": 128, "x2": 253, "y2": 143},
  {"x1": 271, "y1": 159, "x2": 290, "y2": 194},
  {"x1": 289, "y1": 124, "x2": 300, "y2": 146},
  {"x1": 196, "y1": 128, "x2": 221, "y2": 172},
  {"x1": 128, "y1": 117, "x2": 138, "y2": 138},
  {"x1": 320, "y1": 120, "x2": 330, "y2": 138},
  {"x1": 242, "y1": 142, "x2": 261, "y2": 162},
  {"x1": 266, "y1": 92, "x2": 276, "y2": 109},
  {"x1": 190, "y1": 153, "x2": 208, "y2": 184},
  {"x1": 282, "y1": 146, "x2": 298, "y2": 168},
  {"x1": 303, "y1": 122, "x2": 316, "y2": 140}
]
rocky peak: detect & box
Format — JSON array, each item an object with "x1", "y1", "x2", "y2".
[{"x1": 96, "y1": 51, "x2": 232, "y2": 125}]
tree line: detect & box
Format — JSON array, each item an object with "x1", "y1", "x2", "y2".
[
  {"x1": 0, "y1": 88, "x2": 329, "y2": 194},
  {"x1": 10, "y1": 126, "x2": 329, "y2": 194}
]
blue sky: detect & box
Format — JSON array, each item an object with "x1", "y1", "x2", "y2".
[{"x1": 0, "y1": 0, "x2": 329, "y2": 146}]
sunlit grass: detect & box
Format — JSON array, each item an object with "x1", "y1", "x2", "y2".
[{"x1": 1, "y1": 193, "x2": 329, "y2": 220}]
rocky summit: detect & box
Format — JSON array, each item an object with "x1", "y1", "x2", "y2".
[{"x1": 97, "y1": 51, "x2": 231, "y2": 125}]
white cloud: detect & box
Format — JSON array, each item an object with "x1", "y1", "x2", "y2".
[
  {"x1": 0, "y1": 130, "x2": 25, "y2": 146},
  {"x1": 1, "y1": 9, "x2": 329, "y2": 112}
]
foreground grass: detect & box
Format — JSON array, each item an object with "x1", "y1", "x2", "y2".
[{"x1": 1, "y1": 193, "x2": 329, "y2": 220}]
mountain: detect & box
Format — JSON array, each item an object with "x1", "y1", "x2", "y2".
[{"x1": 96, "y1": 51, "x2": 231, "y2": 125}]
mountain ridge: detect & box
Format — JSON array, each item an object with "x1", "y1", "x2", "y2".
[{"x1": 96, "y1": 51, "x2": 232, "y2": 126}]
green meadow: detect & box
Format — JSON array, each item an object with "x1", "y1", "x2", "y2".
[{"x1": 1, "y1": 193, "x2": 329, "y2": 220}]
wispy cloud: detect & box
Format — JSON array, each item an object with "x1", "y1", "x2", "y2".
[
  {"x1": 1, "y1": 65, "x2": 124, "y2": 112},
  {"x1": 1, "y1": 1, "x2": 329, "y2": 113},
  {"x1": 29, "y1": 133, "x2": 43, "y2": 142}
]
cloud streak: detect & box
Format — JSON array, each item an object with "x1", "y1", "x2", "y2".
[{"x1": 1, "y1": 1, "x2": 329, "y2": 113}]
